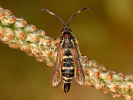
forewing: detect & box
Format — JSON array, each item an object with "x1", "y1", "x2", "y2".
[
  {"x1": 73, "y1": 39, "x2": 85, "y2": 86},
  {"x1": 51, "y1": 43, "x2": 63, "y2": 87}
]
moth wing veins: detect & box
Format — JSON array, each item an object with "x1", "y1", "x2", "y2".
[
  {"x1": 72, "y1": 38, "x2": 85, "y2": 86},
  {"x1": 51, "y1": 40, "x2": 63, "y2": 87},
  {"x1": 51, "y1": 69, "x2": 62, "y2": 87}
]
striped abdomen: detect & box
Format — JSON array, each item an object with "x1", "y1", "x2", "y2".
[{"x1": 61, "y1": 49, "x2": 74, "y2": 93}]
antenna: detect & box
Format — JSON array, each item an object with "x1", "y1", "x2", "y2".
[
  {"x1": 67, "y1": 7, "x2": 89, "y2": 27},
  {"x1": 41, "y1": 9, "x2": 65, "y2": 27}
]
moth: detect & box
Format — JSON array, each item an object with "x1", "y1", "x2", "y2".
[{"x1": 41, "y1": 7, "x2": 89, "y2": 93}]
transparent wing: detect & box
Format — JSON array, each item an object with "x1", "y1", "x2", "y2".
[
  {"x1": 51, "y1": 43, "x2": 63, "y2": 87},
  {"x1": 73, "y1": 38, "x2": 85, "y2": 86}
]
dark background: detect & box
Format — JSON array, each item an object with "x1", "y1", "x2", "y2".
[{"x1": 0, "y1": 0, "x2": 133, "y2": 100}]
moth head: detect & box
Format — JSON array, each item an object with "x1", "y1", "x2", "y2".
[{"x1": 61, "y1": 26, "x2": 72, "y2": 34}]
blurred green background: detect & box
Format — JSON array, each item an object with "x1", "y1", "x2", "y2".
[{"x1": 0, "y1": 0, "x2": 133, "y2": 100}]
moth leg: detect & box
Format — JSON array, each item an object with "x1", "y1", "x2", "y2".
[{"x1": 52, "y1": 38, "x2": 60, "y2": 58}]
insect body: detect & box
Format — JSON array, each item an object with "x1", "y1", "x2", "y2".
[
  {"x1": 41, "y1": 7, "x2": 89, "y2": 93},
  {"x1": 61, "y1": 32, "x2": 75, "y2": 93}
]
